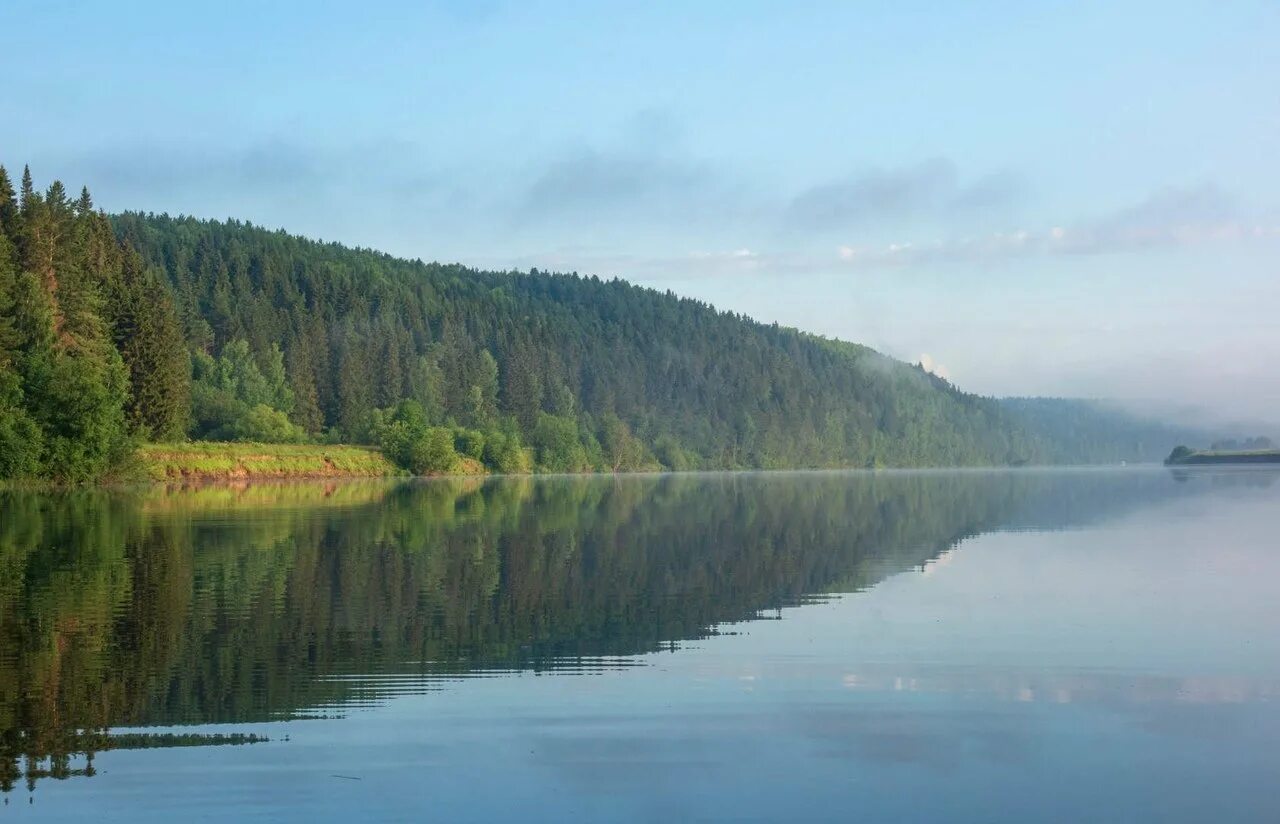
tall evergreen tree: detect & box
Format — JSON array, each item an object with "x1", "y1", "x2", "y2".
[
  {"x1": 0, "y1": 166, "x2": 18, "y2": 243},
  {"x1": 108, "y1": 248, "x2": 191, "y2": 440}
]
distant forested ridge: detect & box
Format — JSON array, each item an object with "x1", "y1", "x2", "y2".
[
  {"x1": 998, "y1": 397, "x2": 1215, "y2": 465},
  {"x1": 0, "y1": 166, "x2": 1214, "y2": 480}
]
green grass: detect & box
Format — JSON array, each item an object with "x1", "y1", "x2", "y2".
[{"x1": 138, "y1": 442, "x2": 405, "y2": 482}]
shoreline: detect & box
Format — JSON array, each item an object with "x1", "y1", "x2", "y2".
[
  {"x1": 137, "y1": 442, "x2": 406, "y2": 482},
  {"x1": 1165, "y1": 449, "x2": 1280, "y2": 466},
  {"x1": 12, "y1": 442, "x2": 1270, "y2": 487}
]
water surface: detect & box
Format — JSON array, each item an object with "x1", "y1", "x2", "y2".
[{"x1": 2, "y1": 468, "x2": 1277, "y2": 821}]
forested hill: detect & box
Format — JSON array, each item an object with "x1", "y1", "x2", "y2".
[
  {"x1": 113, "y1": 211, "x2": 1041, "y2": 469},
  {"x1": 0, "y1": 167, "x2": 1208, "y2": 480}
]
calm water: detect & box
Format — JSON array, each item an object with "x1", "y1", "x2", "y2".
[{"x1": 1, "y1": 468, "x2": 1278, "y2": 822}]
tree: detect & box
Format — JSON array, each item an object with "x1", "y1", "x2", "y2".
[
  {"x1": 0, "y1": 166, "x2": 18, "y2": 242},
  {"x1": 0, "y1": 366, "x2": 43, "y2": 477},
  {"x1": 531, "y1": 413, "x2": 589, "y2": 472},
  {"x1": 108, "y1": 249, "x2": 191, "y2": 440},
  {"x1": 600, "y1": 413, "x2": 651, "y2": 472},
  {"x1": 189, "y1": 339, "x2": 299, "y2": 442}
]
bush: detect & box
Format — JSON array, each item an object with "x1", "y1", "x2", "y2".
[
  {"x1": 531, "y1": 413, "x2": 589, "y2": 472},
  {"x1": 233, "y1": 404, "x2": 308, "y2": 444},
  {"x1": 408, "y1": 427, "x2": 458, "y2": 474},
  {"x1": 483, "y1": 430, "x2": 532, "y2": 474},
  {"x1": 453, "y1": 428, "x2": 486, "y2": 461}
]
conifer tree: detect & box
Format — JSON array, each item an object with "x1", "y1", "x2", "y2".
[
  {"x1": 18, "y1": 166, "x2": 34, "y2": 212},
  {"x1": 109, "y1": 248, "x2": 191, "y2": 440},
  {"x1": 0, "y1": 166, "x2": 18, "y2": 242}
]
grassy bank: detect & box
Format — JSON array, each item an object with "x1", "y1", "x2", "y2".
[{"x1": 138, "y1": 442, "x2": 405, "y2": 482}]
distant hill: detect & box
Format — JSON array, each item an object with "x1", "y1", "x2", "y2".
[
  {"x1": 0, "y1": 164, "x2": 1226, "y2": 479},
  {"x1": 1000, "y1": 397, "x2": 1217, "y2": 465}
]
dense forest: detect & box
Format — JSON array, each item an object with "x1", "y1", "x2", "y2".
[{"x1": 0, "y1": 166, "x2": 1212, "y2": 481}]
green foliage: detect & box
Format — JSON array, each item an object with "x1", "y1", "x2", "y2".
[
  {"x1": 410, "y1": 427, "x2": 459, "y2": 474},
  {"x1": 599, "y1": 412, "x2": 656, "y2": 471},
  {"x1": 482, "y1": 429, "x2": 532, "y2": 474},
  {"x1": 531, "y1": 413, "x2": 590, "y2": 472},
  {"x1": 233, "y1": 404, "x2": 307, "y2": 444},
  {"x1": 376, "y1": 402, "x2": 459, "y2": 474},
  {"x1": 190, "y1": 339, "x2": 301, "y2": 443},
  {"x1": 0, "y1": 367, "x2": 42, "y2": 477},
  {"x1": 108, "y1": 251, "x2": 191, "y2": 440},
  {"x1": 0, "y1": 166, "x2": 189, "y2": 480},
  {"x1": 20, "y1": 345, "x2": 132, "y2": 481},
  {"x1": 453, "y1": 427, "x2": 486, "y2": 461}
]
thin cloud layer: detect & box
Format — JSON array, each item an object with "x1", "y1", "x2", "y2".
[
  {"x1": 518, "y1": 148, "x2": 715, "y2": 221},
  {"x1": 836, "y1": 186, "x2": 1277, "y2": 269},
  {"x1": 786, "y1": 159, "x2": 1025, "y2": 231},
  {"x1": 53, "y1": 138, "x2": 452, "y2": 216}
]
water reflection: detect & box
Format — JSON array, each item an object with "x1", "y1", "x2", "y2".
[{"x1": 0, "y1": 469, "x2": 1264, "y2": 794}]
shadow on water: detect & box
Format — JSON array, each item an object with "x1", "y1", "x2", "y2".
[{"x1": 0, "y1": 468, "x2": 1269, "y2": 793}]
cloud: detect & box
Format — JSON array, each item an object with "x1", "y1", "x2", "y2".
[
  {"x1": 519, "y1": 147, "x2": 714, "y2": 219},
  {"x1": 54, "y1": 137, "x2": 451, "y2": 214},
  {"x1": 832, "y1": 185, "x2": 1278, "y2": 269},
  {"x1": 479, "y1": 181, "x2": 1276, "y2": 284},
  {"x1": 511, "y1": 106, "x2": 741, "y2": 227},
  {"x1": 785, "y1": 159, "x2": 1024, "y2": 231},
  {"x1": 1058, "y1": 184, "x2": 1249, "y2": 254}
]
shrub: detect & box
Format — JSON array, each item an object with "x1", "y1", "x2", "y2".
[
  {"x1": 408, "y1": 427, "x2": 458, "y2": 474},
  {"x1": 233, "y1": 404, "x2": 308, "y2": 444}
]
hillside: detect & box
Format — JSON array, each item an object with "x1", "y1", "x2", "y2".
[
  {"x1": 1000, "y1": 397, "x2": 1215, "y2": 465},
  {"x1": 0, "y1": 165, "x2": 1211, "y2": 480}
]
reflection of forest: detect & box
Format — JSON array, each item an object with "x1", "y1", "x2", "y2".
[{"x1": 0, "y1": 470, "x2": 1217, "y2": 791}]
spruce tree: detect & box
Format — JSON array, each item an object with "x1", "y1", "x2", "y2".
[
  {"x1": 18, "y1": 166, "x2": 34, "y2": 212},
  {"x1": 0, "y1": 166, "x2": 18, "y2": 243},
  {"x1": 109, "y1": 248, "x2": 192, "y2": 440}
]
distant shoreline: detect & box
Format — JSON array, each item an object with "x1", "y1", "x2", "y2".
[{"x1": 1165, "y1": 449, "x2": 1280, "y2": 466}]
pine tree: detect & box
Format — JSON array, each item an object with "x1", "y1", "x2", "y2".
[
  {"x1": 285, "y1": 342, "x2": 324, "y2": 433},
  {"x1": 109, "y1": 248, "x2": 191, "y2": 440},
  {"x1": 0, "y1": 166, "x2": 18, "y2": 244},
  {"x1": 18, "y1": 166, "x2": 34, "y2": 212}
]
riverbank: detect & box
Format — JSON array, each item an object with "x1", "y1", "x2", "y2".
[
  {"x1": 1165, "y1": 448, "x2": 1280, "y2": 466},
  {"x1": 138, "y1": 442, "x2": 406, "y2": 482}
]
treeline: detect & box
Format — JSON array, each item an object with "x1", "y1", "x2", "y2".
[
  {"x1": 0, "y1": 165, "x2": 1207, "y2": 480},
  {"x1": 0, "y1": 167, "x2": 188, "y2": 481}
]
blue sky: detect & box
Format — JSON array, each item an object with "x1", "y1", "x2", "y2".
[{"x1": 4, "y1": 0, "x2": 1278, "y2": 424}]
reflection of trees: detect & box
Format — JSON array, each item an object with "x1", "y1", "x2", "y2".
[{"x1": 0, "y1": 471, "x2": 1208, "y2": 791}]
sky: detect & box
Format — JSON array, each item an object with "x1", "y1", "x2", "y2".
[{"x1": 3, "y1": 0, "x2": 1278, "y2": 426}]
